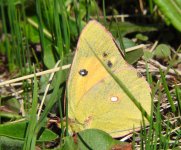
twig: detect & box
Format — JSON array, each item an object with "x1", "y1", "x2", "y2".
[
  {"x1": 125, "y1": 44, "x2": 146, "y2": 52},
  {"x1": 92, "y1": 14, "x2": 130, "y2": 20},
  {"x1": 149, "y1": 59, "x2": 181, "y2": 76},
  {"x1": 12, "y1": 89, "x2": 24, "y2": 96},
  {"x1": 5, "y1": 81, "x2": 32, "y2": 87},
  {"x1": 0, "y1": 64, "x2": 71, "y2": 87},
  {"x1": 139, "y1": 0, "x2": 145, "y2": 15},
  {"x1": 27, "y1": 17, "x2": 52, "y2": 39},
  {"x1": 150, "y1": 40, "x2": 158, "y2": 52},
  {"x1": 138, "y1": 59, "x2": 181, "y2": 76}
]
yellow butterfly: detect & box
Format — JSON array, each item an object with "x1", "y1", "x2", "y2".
[{"x1": 67, "y1": 20, "x2": 151, "y2": 137}]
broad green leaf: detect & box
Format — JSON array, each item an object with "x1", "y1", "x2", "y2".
[
  {"x1": 60, "y1": 136, "x2": 78, "y2": 150},
  {"x1": 123, "y1": 38, "x2": 143, "y2": 64},
  {"x1": 0, "y1": 120, "x2": 58, "y2": 142},
  {"x1": 61, "y1": 129, "x2": 131, "y2": 150},
  {"x1": 1, "y1": 97, "x2": 20, "y2": 113},
  {"x1": 109, "y1": 22, "x2": 158, "y2": 37},
  {"x1": 43, "y1": 41, "x2": 56, "y2": 68},
  {"x1": 0, "y1": 136, "x2": 24, "y2": 150},
  {"x1": 77, "y1": 129, "x2": 130, "y2": 150},
  {"x1": 143, "y1": 51, "x2": 153, "y2": 61},
  {"x1": 136, "y1": 33, "x2": 149, "y2": 41},
  {"x1": 0, "y1": 111, "x2": 21, "y2": 119},
  {"x1": 24, "y1": 18, "x2": 41, "y2": 43},
  {"x1": 154, "y1": 44, "x2": 171, "y2": 59}
]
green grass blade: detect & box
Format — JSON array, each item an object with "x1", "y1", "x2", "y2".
[
  {"x1": 132, "y1": 128, "x2": 135, "y2": 150},
  {"x1": 153, "y1": 94, "x2": 161, "y2": 150},
  {"x1": 146, "y1": 62, "x2": 153, "y2": 85},
  {"x1": 102, "y1": 0, "x2": 107, "y2": 25},
  {"x1": 145, "y1": 97, "x2": 154, "y2": 149},
  {"x1": 115, "y1": 18, "x2": 126, "y2": 55},
  {"x1": 148, "y1": 0, "x2": 154, "y2": 14},
  {"x1": 73, "y1": 0, "x2": 81, "y2": 35},
  {"x1": 23, "y1": 73, "x2": 38, "y2": 150},
  {"x1": 159, "y1": 68, "x2": 176, "y2": 112},
  {"x1": 175, "y1": 85, "x2": 181, "y2": 111},
  {"x1": 140, "y1": 124, "x2": 144, "y2": 150},
  {"x1": 53, "y1": 0, "x2": 64, "y2": 56},
  {"x1": 85, "y1": 0, "x2": 90, "y2": 22},
  {"x1": 35, "y1": 66, "x2": 64, "y2": 135},
  {"x1": 93, "y1": 0, "x2": 100, "y2": 21},
  {"x1": 59, "y1": 0, "x2": 70, "y2": 54},
  {"x1": 0, "y1": 2, "x2": 11, "y2": 71},
  {"x1": 36, "y1": 0, "x2": 46, "y2": 62},
  {"x1": 58, "y1": 93, "x2": 64, "y2": 139},
  {"x1": 154, "y1": 0, "x2": 181, "y2": 31},
  {"x1": 65, "y1": 92, "x2": 69, "y2": 136}
]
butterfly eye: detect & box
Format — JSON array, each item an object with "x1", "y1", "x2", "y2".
[
  {"x1": 107, "y1": 60, "x2": 113, "y2": 68},
  {"x1": 111, "y1": 96, "x2": 119, "y2": 102},
  {"x1": 79, "y1": 69, "x2": 88, "y2": 76}
]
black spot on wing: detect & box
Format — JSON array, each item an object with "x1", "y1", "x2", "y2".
[
  {"x1": 107, "y1": 60, "x2": 113, "y2": 68},
  {"x1": 79, "y1": 69, "x2": 88, "y2": 76},
  {"x1": 102, "y1": 52, "x2": 108, "y2": 57}
]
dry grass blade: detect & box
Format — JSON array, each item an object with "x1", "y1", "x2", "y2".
[{"x1": 0, "y1": 64, "x2": 71, "y2": 86}]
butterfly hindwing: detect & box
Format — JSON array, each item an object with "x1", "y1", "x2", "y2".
[{"x1": 67, "y1": 20, "x2": 151, "y2": 137}]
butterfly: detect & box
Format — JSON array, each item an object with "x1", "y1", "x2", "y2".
[{"x1": 67, "y1": 20, "x2": 151, "y2": 137}]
